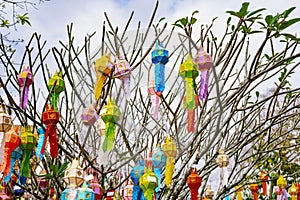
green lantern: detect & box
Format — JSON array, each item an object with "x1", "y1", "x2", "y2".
[
  {"x1": 139, "y1": 162, "x2": 158, "y2": 200},
  {"x1": 48, "y1": 71, "x2": 65, "y2": 110}
]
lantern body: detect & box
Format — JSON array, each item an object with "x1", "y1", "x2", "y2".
[
  {"x1": 64, "y1": 159, "x2": 84, "y2": 187},
  {"x1": 42, "y1": 105, "x2": 60, "y2": 125},
  {"x1": 162, "y1": 136, "x2": 177, "y2": 158},
  {"x1": 122, "y1": 179, "x2": 134, "y2": 200},
  {"x1": 277, "y1": 175, "x2": 287, "y2": 189},
  {"x1": 205, "y1": 185, "x2": 214, "y2": 200},
  {"x1": 81, "y1": 106, "x2": 99, "y2": 126},
  {"x1": 20, "y1": 126, "x2": 36, "y2": 150},
  {"x1": 194, "y1": 46, "x2": 213, "y2": 71},
  {"x1": 151, "y1": 42, "x2": 169, "y2": 65},
  {"x1": 139, "y1": 166, "x2": 158, "y2": 200},
  {"x1": 101, "y1": 100, "x2": 120, "y2": 123},
  {"x1": 48, "y1": 71, "x2": 65, "y2": 94},
  {"x1": 288, "y1": 183, "x2": 297, "y2": 198},
  {"x1": 0, "y1": 106, "x2": 12, "y2": 132},
  {"x1": 152, "y1": 146, "x2": 166, "y2": 169},
  {"x1": 216, "y1": 150, "x2": 229, "y2": 168},
  {"x1": 77, "y1": 182, "x2": 95, "y2": 200},
  {"x1": 179, "y1": 54, "x2": 199, "y2": 79}
]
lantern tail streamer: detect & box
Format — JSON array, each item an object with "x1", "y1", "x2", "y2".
[
  {"x1": 19, "y1": 86, "x2": 30, "y2": 109},
  {"x1": 262, "y1": 181, "x2": 267, "y2": 196},
  {"x1": 49, "y1": 128, "x2": 58, "y2": 158},
  {"x1": 36, "y1": 132, "x2": 45, "y2": 160},
  {"x1": 102, "y1": 122, "x2": 116, "y2": 152},
  {"x1": 151, "y1": 94, "x2": 159, "y2": 119},
  {"x1": 237, "y1": 191, "x2": 242, "y2": 200},
  {"x1": 123, "y1": 77, "x2": 131, "y2": 100},
  {"x1": 186, "y1": 78, "x2": 195, "y2": 110},
  {"x1": 94, "y1": 74, "x2": 105, "y2": 100},
  {"x1": 41, "y1": 127, "x2": 49, "y2": 154},
  {"x1": 165, "y1": 157, "x2": 175, "y2": 188},
  {"x1": 224, "y1": 192, "x2": 230, "y2": 200},
  {"x1": 154, "y1": 168, "x2": 161, "y2": 194},
  {"x1": 144, "y1": 189, "x2": 155, "y2": 200},
  {"x1": 20, "y1": 150, "x2": 30, "y2": 177},
  {"x1": 199, "y1": 69, "x2": 209, "y2": 101},
  {"x1": 1, "y1": 148, "x2": 11, "y2": 176},
  {"x1": 222, "y1": 167, "x2": 228, "y2": 186},
  {"x1": 155, "y1": 63, "x2": 165, "y2": 94},
  {"x1": 187, "y1": 109, "x2": 195, "y2": 133},
  {"x1": 190, "y1": 189, "x2": 199, "y2": 200},
  {"x1": 282, "y1": 189, "x2": 288, "y2": 200}
]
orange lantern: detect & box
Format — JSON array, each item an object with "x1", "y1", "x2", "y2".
[
  {"x1": 250, "y1": 183, "x2": 259, "y2": 200},
  {"x1": 187, "y1": 168, "x2": 201, "y2": 200}
]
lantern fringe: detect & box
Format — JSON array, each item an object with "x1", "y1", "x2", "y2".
[
  {"x1": 222, "y1": 167, "x2": 228, "y2": 186},
  {"x1": 94, "y1": 74, "x2": 105, "y2": 100},
  {"x1": 143, "y1": 188, "x2": 155, "y2": 200},
  {"x1": 41, "y1": 126, "x2": 49, "y2": 154},
  {"x1": 187, "y1": 109, "x2": 195, "y2": 133},
  {"x1": 19, "y1": 86, "x2": 29, "y2": 109},
  {"x1": 190, "y1": 189, "x2": 199, "y2": 200},
  {"x1": 133, "y1": 185, "x2": 142, "y2": 200},
  {"x1": 123, "y1": 77, "x2": 131, "y2": 100},
  {"x1": 165, "y1": 157, "x2": 175, "y2": 188},
  {"x1": 36, "y1": 130, "x2": 45, "y2": 160},
  {"x1": 102, "y1": 122, "x2": 116, "y2": 152},
  {"x1": 154, "y1": 168, "x2": 162, "y2": 194},
  {"x1": 282, "y1": 189, "x2": 288, "y2": 200},
  {"x1": 49, "y1": 127, "x2": 58, "y2": 158},
  {"x1": 50, "y1": 93, "x2": 59, "y2": 111},
  {"x1": 199, "y1": 69, "x2": 209, "y2": 101},
  {"x1": 20, "y1": 150, "x2": 30, "y2": 177},
  {"x1": 155, "y1": 63, "x2": 165, "y2": 94},
  {"x1": 186, "y1": 77, "x2": 195, "y2": 110},
  {"x1": 151, "y1": 93, "x2": 159, "y2": 119}
]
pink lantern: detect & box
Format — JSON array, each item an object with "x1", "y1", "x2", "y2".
[{"x1": 81, "y1": 106, "x2": 99, "y2": 126}]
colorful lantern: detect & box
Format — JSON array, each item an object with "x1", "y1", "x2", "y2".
[
  {"x1": 4, "y1": 147, "x2": 23, "y2": 183},
  {"x1": 277, "y1": 175, "x2": 288, "y2": 200},
  {"x1": 122, "y1": 179, "x2": 134, "y2": 200},
  {"x1": 61, "y1": 187, "x2": 78, "y2": 200},
  {"x1": 114, "y1": 55, "x2": 131, "y2": 100},
  {"x1": 38, "y1": 169, "x2": 48, "y2": 191},
  {"x1": 152, "y1": 145, "x2": 166, "y2": 196},
  {"x1": 106, "y1": 189, "x2": 116, "y2": 200},
  {"x1": 148, "y1": 80, "x2": 160, "y2": 119},
  {"x1": 260, "y1": 171, "x2": 268, "y2": 196},
  {"x1": 130, "y1": 160, "x2": 145, "y2": 200},
  {"x1": 101, "y1": 99, "x2": 120, "y2": 152},
  {"x1": 205, "y1": 185, "x2": 214, "y2": 200},
  {"x1": 17, "y1": 66, "x2": 33, "y2": 109},
  {"x1": 289, "y1": 183, "x2": 297, "y2": 200},
  {"x1": 64, "y1": 158, "x2": 84, "y2": 187},
  {"x1": 81, "y1": 106, "x2": 99, "y2": 126},
  {"x1": 235, "y1": 185, "x2": 243, "y2": 200},
  {"x1": 94, "y1": 53, "x2": 113, "y2": 100},
  {"x1": 151, "y1": 41, "x2": 169, "y2": 96},
  {"x1": 20, "y1": 126, "x2": 37, "y2": 177},
  {"x1": 250, "y1": 183, "x2": 259, "y2": 200},
  {"x1": 183, "y1": 94, "x2": 199, "y2": 132},
  {"x1": 139, "y1": 160, "x2": 158, "y2": 200},
  {"x1": 187, "y1": 168, "x2": 201, "y2": 200},
  {"x1": 274, "y1": 186, "x2": 282, "y2": 200},
  {"x1": 0, "y1": 105, "x2": 12, "y2": 162},
  {"x1": 77, "y1": 182, "x2": 95, "y2": 200},
  {"x1": 194, "y1": 46, "x2": 213, "y2": 101},
  {"x1": 42, "y1": 104, "x2": 59, "y2": 158},
  {"x1": 0, "y1": 126, "x2": 20, "y2": 177},
  {"x1": 36, "y1": 125, "x2": 46, "y2": 160},
  {"x1": 89, "y1": 169, "x2": 103, "y2": 199},
  {"x1": 48, "y1": 71, "x2": 65, "y2": 111},
  {"x1": 162, "y1": 135, "x2": 177, "y2": 188},
  {"x1": 216, "y1": 150, "x2": 229, "y2": 186}
]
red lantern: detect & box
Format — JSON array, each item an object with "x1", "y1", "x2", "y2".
[
  {"x1": 187, "y1": 168, "x2": 201, "y2": 200},
  {"x1": 106, "y1": 189, "x2": 116, "y2": 200},
  {"x1": 42, "y1": 104, "x2": 59, "y2": 158},
  {"x1": 259, "y1": 171, "x2": 268, "y2": 196},
  {"x1": 90, "y1": 169, "x2": 103, "y2": 199},
  {"x1": 250, "y1": 183, "x2": 259, "y2": 200}
]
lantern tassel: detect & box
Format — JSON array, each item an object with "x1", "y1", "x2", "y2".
[
  {"x1": 282, "y1": 189, "x2": 288, "y2": 200},
  {"x1": 41, "y1": 126, "x2": 49, "y2": 154},
  {"x1": 165, "y1": 157, "x2": 175, "y2": 188},
  {"x1": 0, "y1": 132, "x2": 5, "y2": 163},
  {"x1": 19, "y1": 86, "x2": 29, "y2": 109},
  {"x1": 154, "y1": 168, "x2": 162, "y2": 194},
  {"x1": 222, "y1": 167, "x2": 228, "y2": 186},
  {"x1": 94, "y1": 74, "x2": 106, "y2": 100},
  {"x1": 123, "y1": 76, "x2": 131, "y2": 100},
  {"x1": 186, "y1": 77, "x2": 195, "y2": 109},
  {"x1": 187, "y1": 109, "x2": 195, "y2": 133},
  {"x1": 49, "y1": 127, "x2": 58, "y2": 158},
  {"x1": 20, "y1": 150, "x2": 30, "y2": 177},
  {"x1": 199, "y1": 69, "x2": 209, "y2": 101},
  {"x1": 102, "y1": 122, "x2": 116, "y2": 152},
  {"x1": 50, "y1": 93, "x2": 59, "y2": 111},
  {"x1": 36, "y1": 128, "x2": 45, "y2": 160},
  {"x1": 155, "y1": 63, "x2": 165, "y2": 95}
]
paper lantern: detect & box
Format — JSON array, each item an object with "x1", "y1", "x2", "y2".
[
  {"x1": 187, "y1": 168, "x2": 201, "y2": 200},
  {"x1": 250, "y1": 183, "x2": 259, "y2": 200},
  {"x1": 122, "y1": 179, "x2": 134, "y2": 200},
  {"x1": 151, "y1": 41, "x2": 169, "y2": 96},
  {"x1": 77, "y1": 182, "x2": 95, "y2": 200},
  {"x1": 61, "y1": 187, "x2": 78, "y2": 200},
  {"x1": 289, "y1": 183, "x2": 297, "y2": 200},
  {"x1": 20, "y1": 126, "x2": 37, "y2": 177},
  {"x1": 81, "y1": 106, "x2": 99, "y2": 126},
  {"x1": 48, "y1": 71, "x2": 65, "y2": 110},
  {"x1": 0, "y1": 126, "x2": 20, "y2": 177},
  {"x1": 101, "y1": 99, "x2": 120, "y2": 152},
  {"x1": 205, "y1": 185, "x2": 214, "y2": 200},
  {"x1": 13, "y1": 185, "x2": 24, "y2": 197},
  {"x1": 17, "y1": 66, "x2": 33, "y2": 109},
  {"x1": 3, "y1": 147, "x2": 23, "y2": 183},
  {"x1": 194, "y1": 46, "x2": 213, "y2": 101},
  {"x1": 260, "y1": 171, "x2": 268, "y2": 196},
  {"x1": 64, "y1": 158, "x2": 84, "y2": 187},
  {"x1": 130, "y1": 160, "x2": 145, "y2": 200},
  {"x1": 42, "y1": 104, "x2": 59, "y2": 158},
  {"x1": 216, "y1": 150, "x2": 229, "y2": 186},
  {"x1": 94, "y1": 53, "x2": 113, "y2": 100},
  {"x1": 36, "y1": 125, "x2": 46, "y2": 160},
  {"x1": 114, "y1": 55, "x2": 131, "y2": 100},
  {"x1": 90, "y1": 169, "x2": 103, "y2": 199},
  {"x1": 139, "y1": 161, "x2": 158, "y2": 200},
  {"x1": 152, "y1": 145, "x2": 166, "y2": 196},
  {"x1": 162, "y1": 135, "x2": 177, "y2": 188},
  {"x1": 277, "y1": 175, "x2": 288, "y2": 199}
]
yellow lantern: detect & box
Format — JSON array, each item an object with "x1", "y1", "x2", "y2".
[
  {"x1": 162, "y1": 135, "x2": 177, "y2": 188},
  {"x1": 139, "y1": 163, "x2": 158, "y2": 200},
  {"x1": 289, "y1": 183, "x2": 297, "y2": 200}
]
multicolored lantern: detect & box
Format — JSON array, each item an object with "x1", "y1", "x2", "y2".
[
  {"x1": 20, "y1": 126, "x2": 37, "y2": 177},
  {"x1": 64, "y1": 158, "x2": 84, "y2": 187},
  {"x1": 183, "y1": 94, "x2": 199, "y2": 133},
  {"x1": 205, "y1": 185, "x2": 214, "y2": 200},
  {"x1": 4, "y1": 147, "x2": 23, "y2": 183},
  {"x1": 0, "y1": 126, "x2": 20, "y2": 177},
  {"x1": 152, "y1": 145, "x2": 166, "y2": 196},
  {"x1": 274, "y1": 186, "x2": 282, "y2": 200},
  {"x1": 0, "y1": 105, "x2": 12, "y2": 162},
  {"x1": 162, "y1": 135, "x2": 176, "y2": 188},
  {"x1": 17, "y1": 66, "x2": 33, "y2": 109},
  {"x1": 235, "y1": 185, "x2": 243, "y2": 200},
  {"x1": 130, "y1": 160, "x2": 145, "y2": 200},
  {"x1": 94, "y1": 53, "x2": 113, "y2": 100},
  {"x1": 194, "y1": 46, "x2": 213, "y2": 101},
  {"x1": 89, "y1": 169, "x2": 103, "y2": 199},
  {"x1": 250, "y1": 183, "x2": 259, "y2": 200},
  {"x1": 152, "y1": 41, "x2": 169, "y2": 96},
  {"x1": 114, "y1": 55, "x2": 131, "y2": 100},
  {"x1": 289, "y1": 183, "x2": 297, "y2": 200},
  {"x1": 260, "y1": 171, "x2": 268, "y2": 196},
  {"x1": 42, "y1": 104, "x2": 59, "y2": 158},
  {"x1": 48, "y1": 71, "x2": 65, "y2": 111},
  {"x1": 122, "y1": 179, "x2": 134, "y2": 200},
  {"x1": 36, "y1": 125, "x2": 46, "y2": 160},
  {"x1": 277, "y1": 175, "x2": 288, "y2": 200},
  {"x1": 101, "y1": 99, "x2": 120, "y2": 152},
  {"x1": 187, "y1": 168, "x2": 201, "y2": 200},
  {"x1": 81, "y1": 106, "x2": 99, "y2": 126},
  {"x1": 77, "y1": 182, "x2": 95, "y2": 200},
  {"x1": 139, "y1": 160, "x2": 158, "y2": 200},
  {"x1": 148, "y1": 80, "x2": 160, "y2": 119}
]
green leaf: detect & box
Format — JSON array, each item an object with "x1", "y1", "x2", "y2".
[
  {"x1": 255, "y1": 91, "x2": 260, "y2": 98},
  {"x1": 50, "y1": 164, "x2": 59, "y2": 176},
  {"x1": 226, "y1": 11, "x2": 241, "y2": 18},
  {"x1": 159, "y1": 17, "x2": 166, "y2": 23},
  {"x1": 247, "y1": 8, "x2": 266, "y2": 18},
  {"x1": 16, "y1": 13, "x2": 31, "y2": 26},
  {"x1": 279, "y1": 18, "x2": 300, "y2": 30},
  {"x1": 57, "y1": 162, "x2": 69, "y2": 176},
  {"x1": 1, "y1": 19, "x2": 10, "y2": 28},
  {"x1": 265, "y1": 15, "x2": 273, "y2": 25},
  {"x1": 226, "y1": 17, "x2": 231, "y2": 25},
  {"x1": 249, "y1": 30, "x2": 263, "y2": 34},
  {"x1": 192, "y1": 10, "x2": 199, "y2": 16},
  {"x1": 281, "y1": 33, "x2": 300, "y2": 41},
  {"x1": 190, "y1": 17, "x2": 197, "y2": 25},
  {"x1": 283, "y1": 7, "x2": 296, "y2": 18},
  {"x1": 239, "y1": 2, "x2": 250, "y2": 17},
  {"x1": 179, "y1": 17, "x2": 188, "y2": 26}
]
